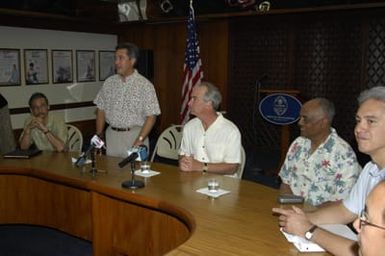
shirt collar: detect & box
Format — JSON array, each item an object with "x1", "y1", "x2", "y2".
[{"x1": 368, "y1": 161, "x2": 385, "y2": 178}]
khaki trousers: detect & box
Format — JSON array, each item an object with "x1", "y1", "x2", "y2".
[{"x1": 105, "y1": 126, "x2": 149, "y2": 158}]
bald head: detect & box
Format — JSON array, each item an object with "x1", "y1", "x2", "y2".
[
  {"x1": 367, "y1": 181, "x2": 385, "y2": 226},
  {"x1": 354, "y1": 180, "x2": 385, "y2": 256},
  {"x1": 307, "y1": 98, "x2": 335, "y2": 124}
]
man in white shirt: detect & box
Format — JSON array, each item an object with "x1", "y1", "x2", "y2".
[{"x1": 179, "y1": 81, "x2": 242, "y2": 175}]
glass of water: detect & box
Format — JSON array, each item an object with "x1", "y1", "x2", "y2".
[
  {"x1": 208, "y1": 179, "x2": 219, "y2": 193},
  {"x1": 140, "y1": 161, "x2": 151, "y2": 173}
]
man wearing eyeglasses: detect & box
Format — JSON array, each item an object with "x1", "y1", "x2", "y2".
[
  {"x1": 353, "y1": 180, "x2": 385, "y2": 256},
  {"x1": 279, "y1": 98, "x2": 361, "y2": 206},
  {"x1": 273, "y1": 86, "x2": 385, "y2": 255}
]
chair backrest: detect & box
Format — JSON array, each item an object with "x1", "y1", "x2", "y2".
[
  {"x1": 150, "y1": 125, "x2": 183, "y2": 162},
  {"x1": 225, "y1": 145, "x2": 246, "y2": 179},
  {"x1": 66, "y1": 124, "x2": 83, "y2": 152}
]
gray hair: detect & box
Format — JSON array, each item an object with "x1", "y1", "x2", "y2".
[
  {"x1": 358, "y1": 86, "x2": 385, "y2": 105},
  {"x1": 315, "y1": 97, "x2": 335, "y2": 123},
  {"x1": 198, "y1": 81, "x2": 222, "y2": 110},
  {"x1": 116, "y1": 42, "x2": 139, "y2": 60}
]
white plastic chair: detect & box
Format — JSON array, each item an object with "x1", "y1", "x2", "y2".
[
  {"x1": 66, "y1": 124, "x2": 83, "y2": 152},
  {"x1": 225, "y1": 145, "x2": 246, "y2": 179},
  {"x1": 150, "y1": 125, "x2": 183, "y2": 162}
]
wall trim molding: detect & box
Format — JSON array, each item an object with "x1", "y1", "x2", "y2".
[{"x1": 10, "y1": 101, "x2": 95, "y2": 115}]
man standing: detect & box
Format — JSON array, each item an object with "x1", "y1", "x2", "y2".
[
  {"x1": 19, "y1": 92, "x2": 66, "y2": 152},
  {"x1": 179, "y1": 81, "x2": 242, "y2": 176},
  {"x1": 353, "y1": 180, "x2": 385, "y2": 256},
  {"x1": 279, "y1": 98, "x2": 361, "y2": 206},
  {"x1": 94, "y1": 43, "x2": 161, "y2": 158},
  {"x1": 273, "y1": 86, "x2": 385, "y2": 256}
]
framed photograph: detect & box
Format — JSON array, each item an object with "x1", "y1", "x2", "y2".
[
  {"x1": 24, "y1": 49, "x2": 49, "y2": 85},
  {"x1": 52, "y1": 50, "x2": 73, "y2": 84},
  {"x1": 0, "y1": 48, "x2": 21, "y2": 86},
  {"x1": 99, "y1": 51, "x2": 115, "y2": 81},
  {"x1": 76, "y1": 50, "x2": 96, "y2": 82}
]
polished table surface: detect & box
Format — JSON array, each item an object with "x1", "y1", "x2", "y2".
[{"x1": 0, "y1": 152, "x2": 330, "y2": 255}]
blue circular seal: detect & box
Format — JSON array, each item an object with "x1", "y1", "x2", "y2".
[{"x1": 259, "y1": 93, "x2": 302, "y2": 125}]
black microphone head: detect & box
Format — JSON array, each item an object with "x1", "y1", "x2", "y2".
[{"x1": 118, "y1": 152, "x2": 139, "y2": 168}]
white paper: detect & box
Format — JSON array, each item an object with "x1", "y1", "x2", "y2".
[
  {"x1": 71, "y1": 157, "x2": 91, "y2": 165},
  {"x1": 281, "y1": 224, "x2": 357, "y2": 252},
  {"x1": 134, "y1": 169, "x2": 160, "y2": 178},
  {"x1": 196, "y1": 187, "x2": 230, "y2": 198}
]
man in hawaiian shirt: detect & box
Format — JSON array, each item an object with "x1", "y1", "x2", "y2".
[{"x1": 279, "y1": 97, "x2": 361, "y2": 206}]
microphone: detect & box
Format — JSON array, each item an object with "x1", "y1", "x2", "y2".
[
  {"x1": 118, "y1": 145, "x2": 148, "y2": 168},
  {"x1": 118, "y1": 152, "x2": 139, "y2": 168},
  {"x1": 75, "y1": 134, "x2": 104, "y2": 167},
  {"x1": 256, "y1": 74, "x2": 268, "y2": 87},
  {"x1": 120, "y1": 145, "x2": 148, "y2": 189}
]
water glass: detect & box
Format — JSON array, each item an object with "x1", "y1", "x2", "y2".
[
  {"x1": 208, "y1": 179, "x2": 219, "y2": 192},
  {"x1": 140, "y1": 161, "x2": 151, "y2": 173}
]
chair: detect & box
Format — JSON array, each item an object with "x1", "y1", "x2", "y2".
[
  {"x1": 66, "y1": 124, "x2": 83, "y2": 152},
  {"x1": 225, "y1": 145, "x2": 246, "y2": 179},
  {"x1": 150, "y1": 125, "x2": 183, "y2": 162}
]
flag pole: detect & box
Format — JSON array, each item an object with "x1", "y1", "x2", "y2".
[{"x1": 180, "y1": 0, "x2": 203, "y2": 124}]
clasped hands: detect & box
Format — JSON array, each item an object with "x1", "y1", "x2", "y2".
[
  {"x1": 179, "y1": 155, "x2": 203, "y2": 172},
  {"x1": 26, "y1": 117, "x2": 48, "y2": 133},
  {"x1": 272, "y1": 206, "x2": 314, "y2": 238}
]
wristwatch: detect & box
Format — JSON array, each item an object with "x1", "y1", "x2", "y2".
[
  {"x1": 202, "y1": 162, "x2": 208, "y2": 173},
  {"x1": 304, "y1": 225, "x2": 318, "y2": 240}
]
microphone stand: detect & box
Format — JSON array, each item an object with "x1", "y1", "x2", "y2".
[{"x1": 121, "y1": 161, "x2": 145, "y2": 189}]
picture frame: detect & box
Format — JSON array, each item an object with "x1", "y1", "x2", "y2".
[
  {"x1": 76, "y1": 50, "x2": 96, "y2": 82},
  {"x1": 52, "y1": 50, "x2": 73, "y2": 84},
  {"x1": 24, "y1": 49, "x2": 49, "y2": 85},
  {"x1": 99, "y1": 51, "x2": 115, "y2": 81},
  {"x1": 0, "y1": 48, "x2": 21, "y2": 86}
]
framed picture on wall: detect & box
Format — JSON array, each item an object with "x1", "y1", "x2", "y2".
[
  {"x1": 99, "y1": 51, "x2": 115, "y2": 81},
  {"x1": 76, "y1": 50, "x2": 96, "y2": 82},
  {"x1": 0, "y1": 48, "x2": 21, "y2": 86},
  {"x1": 52, "y1": 50, "x2": 73, "y2": 84},
  {"x1": 24, "y1": 49, "x2": 49, "y2": 85}
]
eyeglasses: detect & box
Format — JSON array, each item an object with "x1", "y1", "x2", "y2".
[{"x1": 359, "y1": 210, "x2": 385, "y2": 231}]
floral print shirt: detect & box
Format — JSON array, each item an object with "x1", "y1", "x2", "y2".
[{"x1": 279, "y1": 128, "x2": 361, "y2": 206}]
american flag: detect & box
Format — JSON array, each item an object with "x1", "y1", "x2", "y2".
[{"x1": 180, "y1": 1, "x2": 203, "y2": 125}]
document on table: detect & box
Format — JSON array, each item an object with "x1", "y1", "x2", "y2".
[{"x1": 281, "y1": 224, "x2": 357, "y2": 252}]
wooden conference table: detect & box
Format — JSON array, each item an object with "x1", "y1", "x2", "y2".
[{"x1": 0, "y1": 152, "x2": 329, "y2": 256}]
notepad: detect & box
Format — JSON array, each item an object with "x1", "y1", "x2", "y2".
[
  {"x1": 281, "y1": 224, "x2": 357, "y2": 252},
  {"x1": 3, "y1": 148, "x2": 42, "y2": 159},
  {"x1": 196, "y1": 187, "x2": 231, "y2": 198}
]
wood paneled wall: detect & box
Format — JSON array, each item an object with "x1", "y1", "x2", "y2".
[
  {"x1": 116, "y1": 19, "x2": 229, "y2": 133},
  {"x1": 227, "y1": 8, "x2": 385, "y2": 167}
]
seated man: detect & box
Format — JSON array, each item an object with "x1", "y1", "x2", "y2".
[
  {"x1": 353, "y1": 180, "x2": 385, "y2": 256},
  {"x1": 19, "y1": 92, "x2": 67, "y2": 152},
  {"x1": 273, "y1": 86, "x2": 385, "y2": 256},
  {"x1": 179, "y1": 81, "x2": 242, "y2": 175},
  {"x1": 0, "y1": 94, "x2": 16, "y2": 154},
  {"x1": 279, "y1": 98, "x2": 361, "y2": 206}
]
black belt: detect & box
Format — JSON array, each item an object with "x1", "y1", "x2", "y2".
[{"x1": 110, "y1": 126, "x2": 130, "y2": 132}]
